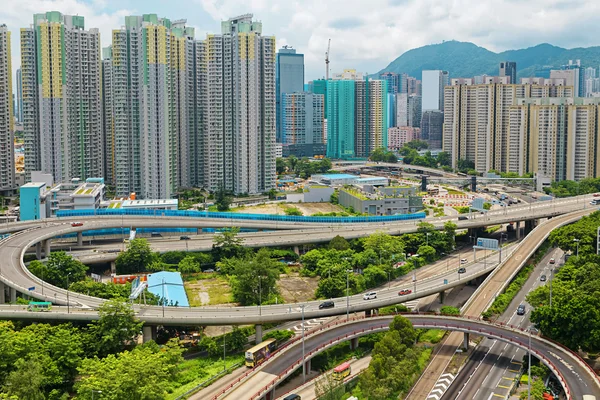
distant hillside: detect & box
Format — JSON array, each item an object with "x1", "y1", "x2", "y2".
[{"x1": 377, "y1": 40, "x2": 600, "y2": 79}]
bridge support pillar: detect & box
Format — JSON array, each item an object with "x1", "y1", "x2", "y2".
[
  {"x1": 77, "y1": 232, "x2": 83, "y2": 247},
  {"x1": 365, "y1": 309, "x2": 372, "y2": 317},
  {"x1": 439, "y1": 290, "x2": 445, "y2": 304},
  {"x1": 0, "y1": 281, "x2": 5, "y2": 304},
  {"x1": 350, "y1": 337, "x2": 359, "y2": 350},
  {"x1": 110, "y1": 261, "x2": 116, "y2": 275},
  {"x1": 293, "y1": 246, "x2": 300, "y2": 256},
  {"x1": 463, "y1": 332, "x2": 469, "y2": 350},
  {"x1": 9, "y1": 287, "x2": 16, "y2": 303},
  {"x1": 262, "y1": 387, "x2": 277, "y2": 400},
  {"x1": 142, "y1": 325, "x2": 157, "y2": 343},
  {"x1": 44, "y1": 240, "x2": 51, "y2": 258},
  {"x1": 304, "y1": 358, "x2": 311, "y2": 373},
  {"x1": 255, "y1": 324, "x2": 263, "y2": 344},
  {"x1": 516, "y1": 221, "x2": 521, "y2": 239},
  {"x1": 35, "y1": 242, "x2": 42, "y2": 260}
]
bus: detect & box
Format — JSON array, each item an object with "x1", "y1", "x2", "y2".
[
  {"x1": 332, "y1": 361, "x2": 351, "y2": 381},
  {"x1": 27, "y1": 301, "x2": 52, "y2": 312},
  {"x1": 245, "y1": 338, "x2": 277, "y2": 368}
]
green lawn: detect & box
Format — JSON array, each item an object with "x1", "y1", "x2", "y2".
[
  {"x1": 168, "y1": 354, "x2": 245, "y2": 399},
  {"x1": 418, "y1": 329, "x2": 446, "y2": 344}
]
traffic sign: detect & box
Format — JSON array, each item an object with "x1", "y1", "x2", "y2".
[{"x1": 475, "y1": 238, "x2": 499, "y2": 250}]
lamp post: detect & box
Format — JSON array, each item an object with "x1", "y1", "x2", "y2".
[
  {"x1": 573, "y1": 239, "x2": 580, "y2": 257},
  {"x1": 527, "y1": 326, "x2": 532, "y2": 400},
  {"x1": 258, "y1": 276, "x2": 262, "y2": 316},
  {"x1": 92, "y1": 390, "x2": 102, "y2": 400},
  {"x1": 549, "y1": 267, "x2": 554, "y2": 308},
  {"x1": 222, "y1": 335, "x2": 226, "y2": 372},
  {"x1": 346, "y1": 269, "x2": 352, "y2": 321},
  {"x1": 300, "y1": 304, "x2": 306, "y2": 383},
  {"x1": 66, "y1": 272, "x2": 72, "y2": 314}
]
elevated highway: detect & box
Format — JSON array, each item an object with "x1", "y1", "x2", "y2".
[{"x1": 214, "y1": 315, "x2": 600, "y2": 400}]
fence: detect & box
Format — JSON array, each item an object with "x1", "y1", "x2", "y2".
[{"x1": 57, "y1": 209, "x2": 426, "y2": 224}]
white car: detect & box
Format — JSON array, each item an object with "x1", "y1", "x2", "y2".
[
  {"x1": 363, "y1": 291, "x2": 377, "y2": 300},
  {"x1": 460, "y1": 259, "x2": 468, "y2": 264}
]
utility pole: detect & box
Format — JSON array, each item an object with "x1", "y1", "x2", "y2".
[{"x1": 300, "y1": 304, "x2": 306, "y2": 383}]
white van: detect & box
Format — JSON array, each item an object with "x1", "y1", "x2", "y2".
[{"x1": 363, "y1": 291, "x2": 377, "y2": 300}]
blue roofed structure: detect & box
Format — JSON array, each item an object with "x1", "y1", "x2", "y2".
[{"x1": 146, "y1": 271, "x2": 189, "y2": 307}]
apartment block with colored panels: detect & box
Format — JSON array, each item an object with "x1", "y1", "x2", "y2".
[{"x1": 0, "y1": 25, "x2": 15, "y2": 193}]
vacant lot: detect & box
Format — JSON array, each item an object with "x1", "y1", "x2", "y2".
[
  {"x1": 277, "y1": 272, "x2": 319, "y2": 303},
  {"x1": 232, "y1": 202, "x2": 344, "y2": 216},
  {"x1": 185, "y1": 275, "x2": 233, "y2": 306}
]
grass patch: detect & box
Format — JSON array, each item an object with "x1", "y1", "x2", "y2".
[
  {"x1": 205, "y1": 278, "x2": 233, "y2": 305},
  {"x1": 417, "y1": 329, "x2": 446, "y2": 344},
  {"x1": 485, "y1": 225, "x2": 501, "y2": 234},
  {"x1": 445, "y1": 188, "x2": 464, "y2": 195},
  {"x1": 483, "y1": 264, "x2": 534, "y2": 319},
  {"x1": 184, "y1": 276, "x2": 233, "y2": 306},
  {"x1": 167, "y1": 354, "x2": 244, "y2": 399}
]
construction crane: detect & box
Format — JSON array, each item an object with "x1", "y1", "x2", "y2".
[{"x1": 325, "y1": 38, "x2": 331, "y2": 80}]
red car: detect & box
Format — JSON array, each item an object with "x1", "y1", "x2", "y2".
[
  {"x1": 594, "y1": 193, "x2": 600, "y2": 197},
  {"x1": 71, "y1": 222, "x2": 83, "y2": 227},
  {"x1": 398, "y1": 289, "x2": 412, "y2": 296}
]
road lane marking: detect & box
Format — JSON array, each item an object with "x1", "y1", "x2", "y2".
[
  {"x1": 497, "y1": 385, "x2": 510, "y2": 389},
  {"x1": 501, "y1": 377, "x2": 513, "y2": 381},
  {"x1": 508, "y1": 369, "x2": 520, "y2": 373},
  {"x1": 492, "y1": 394, "x2": 505, "y2": 398}
]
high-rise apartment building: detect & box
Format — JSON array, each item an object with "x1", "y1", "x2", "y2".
[
  {"x1": 444, "y1": 80, "x2": 575, "y2": 173},
  {"x1": 310, "y1": 79, "x2": 328, "y2": 118},
  {"x1": 101, "y1": 46, "x2": 115, "y2": 186},
  {"x1": 420, "y1": 110, "x2": 443, "y2": 150},
  {"x1": 408, "y1": 95, "x2": 422, "y2": 128},
  {"x1": 396, "y1": 93, "x2": 408, "y2": 127},
  {"x1": 15, "y1": 68, "x2": 23, "y2": 123},
  {"x1": 202, "y1": 14, "x2": 276, "y2": 194},
  {"x1": 21, "y1": 12, "x2": 103, "y2": 183},
  {"x1": 388, "y1": 126, "x2": 420, "y2": 151},
  {"x1": 551, "y1": 68, "x2": 581, "y2": 98},
  {"x1": 499, "y1": 61, "x2": 517, "y2": 84},
  {"x1": 326, "y1": 79, "x2": 355, "y2": 159},
  {"x1": 0, "y1": 25, "x2": 15, "y2": 193},
  {"x1": 422, "y1": 70, "x2": 448, "y2": 111},
  {"x1": 276, "y1": 46, "x2": 304, "y2": 142},
  {"x1": 405, "y1": 76, "x2": 421, "y2": 96},
  {"x1": 379, "y1": 72, "x2": 399, "y2": 94},
  {"x1": 281, "y1": 92, "x2": 325, "y2": 156},
  {"x1": 354, "y1": 79, "x2": 388, "y2": 157}
]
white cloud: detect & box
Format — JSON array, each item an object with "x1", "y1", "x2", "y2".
[{"x1": 3, "y1": 0, "x2": 600, "y2": 82}]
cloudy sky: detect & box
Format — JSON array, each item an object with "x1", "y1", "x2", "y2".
[{"x1": 3, "y1": 0, "x2": 600, "y2": 81}]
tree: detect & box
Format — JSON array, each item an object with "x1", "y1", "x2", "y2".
[
  {"x1": 437, "y1": 151, "x2": 451, "y2": 167},
  {"x1": 86, "y1": 299, "x2": 144, "y2": 357},
  {"x1": 405, "y1": 139, "x2": 429, "y2": 150},
  {"x1": 457, "y1": 158, "x2": 475, "y2": 173},
  {"x1": 276, "y1": 157, "x2": 287, "y2": 174},
  {"x1": 28, "y1": 252, "x2": 88, "y2": 289},
  {"x1": 328, "y1": 235, "x2": 350, "y2": 251},
  {"x1": 215, "y1": 187, "x2": 232, "y2": 211},
  {"x1": 178, "y1": 255, "x2": 201, "y2": 274},
  {"x1": 115, "y1": 238, "x2": 155, "y2": 274},
  {"x1": 284, "y1": 206, "x2": 302, "y2": 216},
  {"x1": 363, "y1": 231, "x2": 404, "y2": 267},
  {"x1": 228, "y1": 248, "x2": 281, "y2": 306},
  {"x1": 417, "y1": 245, "x2": 436, "y2": 263},
  {"x1": 2, "y1": 356, "x2": 45, "y2": 400},
  {"x1": 440, "y1": 306, "x2": 460, "y2": 316},
  {"x1": 212, "y1": 227, "x2": 246, "y2": 259},
  {"x1": 314, "y1": 372, "x2": 345, "y2": 400},
  {"x1": 75, "y1": 339, "x2": 183, "y2": 400}
]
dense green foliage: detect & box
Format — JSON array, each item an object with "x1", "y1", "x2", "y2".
[
  {"x1": 370, "y1": 147, "x2": 398, "y2": 163},
  {"x1": 28, "y1": 252, "x2": 88, "y2": 289},
  {"x1": 357, "y1": 316, "x2": 428, "y2": 399},
  {"x1": 439, "y1": 306, "x2": 460, "y2": 316},
  {"x1": 378, "y1": 40, "x2": 596, "y2": 82},
  {"x1": 483, "y1": 264, "x2": 535, "y2": 320},
  {"x1": 544, "y1": 177, "x2": 600, "y2": 197},
  {"x1": 214, "y1": 187, "x2": 232, "y2": 211},
  {"x1": 115, "y1": 238, "x2": 156, "y2": 274},
  {"x1": 276, "y1": 156, "x2": 332, "y2": 178},
  {"x1": 300, "y1": 223, "x2": 457, "y2": 298},
  {"x1": 283, "y1": 206, "x2": 302, "y2": 216},
  {"x1": 263, "y1": 329, "x2": 294, "y2": 343},
  {"x1": 212, "y1": 227, "x2": 248, "y2": 259}
]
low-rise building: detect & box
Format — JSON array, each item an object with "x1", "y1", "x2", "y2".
[
  {"x1": 286, "y1": 185, "x2": 334, "y2": 203},
  {"x1": 311, "y1": 173, "x2": 389, "y2": 187},
  {"x1": 338, "y1": 185, "x2": 423, "y2": 215}
]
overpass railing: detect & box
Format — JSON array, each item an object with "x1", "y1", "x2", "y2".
[{"x1": 56, "y1": 209, "x2": 426, "y2": 224}]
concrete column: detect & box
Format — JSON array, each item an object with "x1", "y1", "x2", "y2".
[
  {"x1": 516, "y1": 221, "x2": 521, "y2": 239},
  {"x1": 110, "y1": 261, "x2": 116, "y2": 274},
  {"x1": 255, "y1": 324, "x2": 263, "y2": 344},
  {"x1": 9, "y1": 287, "x2": 17, "y2": 303},
  {"x1": 304, "y1": 358, "x2": 311, "y2": 373},
  {"x1": 293, "y1": 246, "x2": 300, "y2": 256},
  {"x1": 365, "y1": 309, "x2": 372, "y2": 317},
  {"x1": 36, "y1": 243, "x2": 42, "y2": 260},
  {"x1": 439, "y1": 290, "x2": 445, "y2": 304},
  {"x1": 77, "y1": 232, "x2": 83, "y2": 247},
  {"x1": 44, "y1": 240, "x2": 51, "y2": 258},
  {"x1": 142, "y1": 325, "x2": 157, "y2": 343},
  {"x1": 350, "y1": 337, "x2": 359, "y2": 350},
  {"x1": 0, "y1": 281, "x2": 5, "y2": 304},
  {"x1": 463, "y1": 332, "x2": 469, "y2": 350}
]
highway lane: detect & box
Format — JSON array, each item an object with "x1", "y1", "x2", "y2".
[
  {"x1": 217, "y1": 315, "x2": 600, "y2": 400},
  {"x1": 405, "y1": 207, "x2": 593, "y2": 400},
  {"x1": 0, "y1": 246, "x2": 513, "y2": 325},
  {"x1": 442, "y1": 247, "x2": 563, "y2": 399}
]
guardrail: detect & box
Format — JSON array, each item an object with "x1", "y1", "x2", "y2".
[{"x1": 56, "y1": 209, "x2": 427, "y2": 224}]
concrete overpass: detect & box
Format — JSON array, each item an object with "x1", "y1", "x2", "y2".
[{"x1": 213, "y1": 315, "x2": 600, "y2": 400}]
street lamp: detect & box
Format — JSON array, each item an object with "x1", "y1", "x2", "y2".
[
  {"x1": 66, "y1": 272, "x2": 72, "y2": 314},
  {"x1": 91, "y1": 390, "x2": 102, "y2": 400},
  {"x1": 258, "y1": 276, "x2": 263, "y2": 316},
  {"x1": 549, "y1": 267, "x2": 554, "y2": 308},
  {"x1": 346, "y1": 269, "x2": 352, "y2": 321},
  {"x1": 426, "y1": 232, "x2": 431, "y2": 246},
  {"x1": 300, "y1": 304, "x2": 306, "y2": 383},
  {"x1": 527, "y1": 325, "x2": 532, "y2": 400},
  {"x1": 573, "y1": 239, "x2": 580, "y2": 257},
  {"x1": 222, "y1": 335, "x2": 226, "y2": 372}
]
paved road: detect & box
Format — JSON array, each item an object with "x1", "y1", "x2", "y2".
[
  {"x1": 0, "y1": 246, "x2": 512, "y2": 325},
  {"x1": 216, "y1": 316, "x2": 600, "y2": 400},
  {"x1": 405, "y1": 208, "x2": 593, "y2": 400},
  {"x1": 0, "y1": 195, "x2": 593, "y2": 312},
  {"x1": 442, "y1": 247, "x2": 563, "y2": 399}
]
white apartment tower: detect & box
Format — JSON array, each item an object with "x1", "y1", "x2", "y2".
[
  {"x1": 21, "y1": 12, "x2": 103, "y2": 183},
  {"x1": 0, "y1": 25, "x2": 15, "y2": 192},
  {"x1": 201, "y1": 14, "x2": 276, "y2": 194}
]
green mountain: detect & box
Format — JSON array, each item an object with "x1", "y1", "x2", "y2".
[{"x1": 378, "y1": 40, "x2": 600, "y2": 79}]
